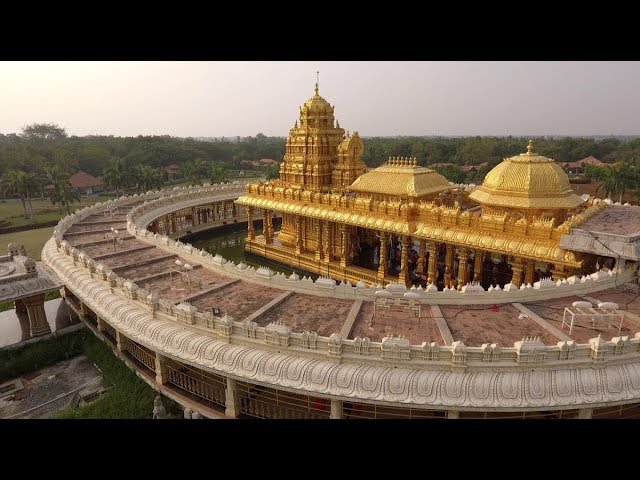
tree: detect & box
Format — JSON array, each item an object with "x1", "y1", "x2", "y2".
[
  {"x1": 209, "y1": 163, "x2": 228, "y2": 184},
  {"x1": 263, "y1": 164, "x2": 280, "y2": 180},
  {"x1": 133, "y1": 165, "x2": 164, "y2": 192},
  {"x1": 102, "y1": 157, "x2": 131, "y2": 195},
  {"x1": 50, "y1": 181, "x2": 80, "y2": 214},
  {"x1": 180, "y1": 158, "x2": 209, "y2": 186},
  {"x1": 0, "y1": 169, "x2": 41, "y2": 222},
  {"x1": 21, "y1": 122, "x2": 67, "y2": 141},
  {"x1": 44, "y1": 164, "x2": 69, "y2": 212},
  {"x1": 585, "y1": 162, "x2": 640, "y2": 203},
  {"x1": 434, "y1": 164, "x2": 465, "y2": 183}
]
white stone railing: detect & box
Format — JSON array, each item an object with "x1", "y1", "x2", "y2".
[{"x1": 45, "y1": 226, "x2": 640, "y2": 367}]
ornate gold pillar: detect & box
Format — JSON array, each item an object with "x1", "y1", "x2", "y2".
[
  {"x1": 446, "y1": 244, "x2": 455, "y2": 274},
  {"x1": 340, "y1": 225, "x2": 349, "y2": 268},
  {"x1": 263, "y1": 210, "x2": 273, "y2": 244},
  {"x1": 457, "y1": 249, "x2": 469, "y2": 289},
  {"x1": 510, "y1": 257, "x2": 524, "y2": 287},
  {"x1": 524, "y1": 260, "x2": 535, "y2": 286},
  {"x1": 315, "y1": 220, "x2": 323, "y2": 261},
  {"x1": 473, "y1": 249, "x2": 484, "y2": 284},
  {"x1": 246, "y1": 207, "x2": 255, "y2": 240},
  {"x1": 418, "y1": 240, "x2": 427, "y2": 276},
  {"x1": 551, "y1": 264, "x2": 567, "y2": 281},
  {"x1": 322, "y1": 221, "x2": 331, "y2": 263},
  {"x1": 427, "y1": 242, "x2": 438, "y2": 284},
  {"x1": 22, "y1": 294, "x2": 51, "y2": 337},
  {"x1": 378, "y1": 232, "x2": 388, "y2": 280},
  {"x1": 399, "y1": 235, "x2": 411, "y2": 286},
  {"x1": 294, "y1": 216, "x2": 303, "y2": 255}
]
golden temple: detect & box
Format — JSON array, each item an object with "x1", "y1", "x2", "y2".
[{"x1": 235, "y1": 82, "x2": 606, "y2": 289}]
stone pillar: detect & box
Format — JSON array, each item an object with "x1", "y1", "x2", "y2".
[
  {"x1": 378, "y1": 232, "x2": 388, "y2": 280},
  {"x1": 447, "y1": 410, "x2": 460, "y2": 419},
  {"x1": 330, "y1": 399, "x2": 343, "y2": 419},
  {"x1": 22, "y1": 294, "x2": 51, "y2": 337},
  {"x1": 170, "y1": 213, "x2": 177, "y2": 235},
  {"x1": 578, "y1": 408, "x2": 593, "y2": 419},
  {"x1": 417, "y1": 240, "x2": 427, "y2": 276},
  {"x1": 155, "y1": 352, "x2": 169, "y2": 385},
  {"x1": 427, "y1": 242, "x2": 438, "y2": 284},
  {"x1": 473, "y1": 249, "x2": 484, "y2": 284},
  {"x1": 524, "y1": 260, "x2": 535, "y2": 286},
  {"x1": 116, "y1": 330, "x2": 130, "y2": 352},
  {"x1": 96, "y1": 316, "x2": 105, "y2": 333},
  {"x1": 399, "y1": 235, "x2": 411, "y2": 286},
  {"x1": 510, "y1": 257, "x2": 524, "y2": 287},
  {"x1": 246, "y1": 207, "x2": 255, "y2": 240},
  {"x1": 315, "y1": 220, "x2": 323, "y2": 261},
  {"x1": 616, "y1": 258, "x2": 627, "y2": 274},
  {"x1": 340, "y1": 225, "x2": 349, "y2": 268},
  {"x1": 191, "y1": 207, "x2": 197, "y2": 227},
  {"x1": 225, "y1": 377, "x2": 239, "y2": 418},
  {"x1": 457, "y1": 249, "x2": 469, "y2": 289},
  {"x1": 294, "y1": 215, "x2": 303, "y2": 255}
]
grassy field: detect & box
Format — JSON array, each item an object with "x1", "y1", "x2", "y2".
[
  {"x1": 0, "y1": 226, "x2": 54, "y2": 260},
  {"x1": 0, "y1": 195, "x2": 115, "y2": 228}
]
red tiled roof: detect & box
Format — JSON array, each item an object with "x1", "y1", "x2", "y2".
[
  {"x1": 566, "y1": 156, "x2": 605, "y2": 168},
  {"x1": 69, "y1": 170, "x2": 104, "y2": 189}
]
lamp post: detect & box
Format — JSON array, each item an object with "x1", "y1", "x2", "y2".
[{"x1": 105, "y1": 227, "x2": 123, "y2": 251}]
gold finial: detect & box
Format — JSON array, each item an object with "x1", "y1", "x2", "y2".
[
  {"x1": 315, "y1": 71, "x2": 319, "y2": 95},
  {"x1": 527, "y1": 139, "x2": 533, "y2": 155}
]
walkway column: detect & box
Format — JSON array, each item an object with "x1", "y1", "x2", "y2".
[
  {"x1": 524, "y1": 260, "x2": 535, "y2": 286},
  {"x1": 330, "y1": 399, "x2": 343, "y2": 419},
  {"x1": 473, "y1": 249, "x2": 484, "y2": 284},
  {"x1": 170, "y1": 213, "x2": 177, "y2": 235},
  {"x1": 323, "y1": 221, "x2": 331, "y2": 263},
  {"x1": 225, "y1": 377, "x2": 239, "y2": 418},
  {"x1": 22, "y1": 294, "x2": 51, "y2": 337},
  {"x1": 447, "y1": 410, "x2": 460, "y2": 419},
  {"x1": 294, "y1": 216, "x2": 303, "y2": 255},
  {"x1": 445, "y1": 244, "x2": 455, "y2": 274},
  {"x1": 116, "y1": 330, "x2": 130, "y2": 353},
  {"x1": 96, "y1": 316, "x2": 105, "y2": 333},
  {"x1": 246, "y1": 207, "x2": 255, "y2": 240},
  {"x1": 399, "y1": 235, "x2": 411, "y2": 286},
  {"x1": 315, "y1": 220, "x2": 323, "y2": 261},
  {"x1": 427, "y1": 242, "x2": 438, "y2": 284},
  {"x1": 510, "y1": 257, "x2": 524, "y2": 287},
  {"x1": 191, "y1": 207, "x2": 197, "y2": 227},
  {"x1": 578, "y1": 408, "x2": 593, "y2": 419},
  {"x1": 457, "y1": 249, "x2": 469, "y2": 289},
  {"x1": 417, "y1": 240, "x2": 427, "y2": 276},
  {"x1": 378, "y1": 232, "x2": 388, "y2": 281},
  {"x1": 155, "y1": 352, "x2": 169, "y2": 385}
]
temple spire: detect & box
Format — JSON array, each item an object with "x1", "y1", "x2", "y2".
[
  {"x1": 527, "y1": 139, "x2": 533, "y2": 155},
  {"x1": 315, "y1": 71, "x2": 319, "y2": 95}
]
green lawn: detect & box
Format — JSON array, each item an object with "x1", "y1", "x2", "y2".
[
  {"x1": 0, "y1": 195, "x2": 116, "y2": 228},
  {"x1": 0, "y1": 226, "x2": 54, "y2": 260}
]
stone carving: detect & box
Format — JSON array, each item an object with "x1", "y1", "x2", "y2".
[
  {"x1": 557, "y1": 340, "x2": 576, "y2": 360},
  {"x1": 514, "y1": 337, "x2": 547, "y2": 364},
  {"x1": 153, "y1": 396, "x2": 166, "y2": 419},
  {"x1": 300, "y1": 330, "x2": 318, "y2": 349}
]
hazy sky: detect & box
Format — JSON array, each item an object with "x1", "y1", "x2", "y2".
[{"x1": 1, "y1": 61, "x2": 639, "y2": 137}]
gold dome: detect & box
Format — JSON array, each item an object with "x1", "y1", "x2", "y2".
[
  {"x1": 301, "y1": 83, "x2": 334, "y2": 116},
  {"x1": 349, "y1": 157, "x2": 453, "y2": 199},
  {"x1": 468, "y1": 140, "x2": 585, "y2": 209}
]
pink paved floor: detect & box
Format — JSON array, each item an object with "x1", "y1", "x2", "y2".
[
  {"x1": 256, "y1": 293, "x2": 353, "y2": 336},
  {"x1": 116, "y1": 256, "x2": 179, "y2": 279},
  {"x1": 190, "y1": 281, "x2": 284, "y2": 320},
  {"x1": 350, "y1": 301, "x2": 443, "y2": 344},
  {"x1": 65, "y1": 222, "x2": 127, "y2": 234},
  {"x1": 440, "y1": 304, "x2": 558, "y2": 346},
  {"x1": 142, "y1": 267, "x2": 229, "y2": 302},
  {"x1": 97, "y1": 247, "x2": 167, "y2": 269},
  {"x1": 79, "y1": 237, "x2": 143, "y2": 256}
]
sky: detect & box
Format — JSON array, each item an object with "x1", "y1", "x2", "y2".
[{"x1": 1, "y1": 61, "x2": 639, "y2": 138}]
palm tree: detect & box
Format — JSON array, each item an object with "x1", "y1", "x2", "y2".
[
  {"x1": 102, "y1": 157, "x2": 130, "y2": 195},
  {"x1": 134, "y1": 165, "x2": 164, "y2": 192},
  {"x1": 44, "y1": 164, "x2": 69, "y2": 213},
  {"x1": 180, "y1": 158, "x2": 209, "y2": 186},
  {"x1": 209, "y1": 163, "x2": 228, "y2": 184},
  {"x1": 0, "y1": 169, "x2": 41, "y2": 222},
  {"x1": 594, "y1": 162, "x2": 639, "y2": 203},
  {"x1": 51, "y1": 181, "x2": 81, "y2": 214}
]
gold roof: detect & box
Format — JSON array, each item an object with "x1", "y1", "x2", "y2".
[
  {"x1": 235, "y1": 194, "x2": 581, "y2": 268},
  {"x1": 349, "y1": 157, "x2": 453, "y2": 198},
  {"x1": 301, "y1": 81, "x2": 334, "y2": 116},
  {"x1": 468, "y1": 140, "x2": 585, "y2": 209}
]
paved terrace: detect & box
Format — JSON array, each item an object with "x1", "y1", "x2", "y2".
[{"x1": 63, "y1": 202, "x2": 640, "y2": 349}]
